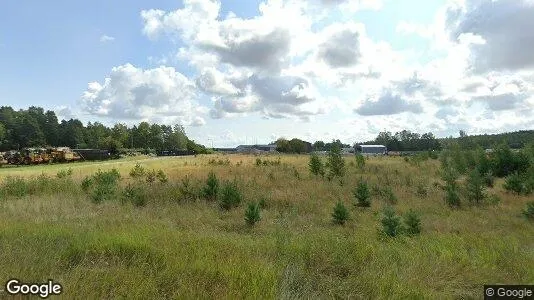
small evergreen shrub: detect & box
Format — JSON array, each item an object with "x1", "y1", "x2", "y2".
[
  {"x1": 207, "y1": 158, "x2": 231, "y2": 166},
  {"x1": 244, "y1": 202, "x2": 261, "y2": 226},
  {"x1": 202, "y1": 171, "x2": 219, "y2": 201},
  {"x1": 81, "y1": 176, "x2": 92, "y2": 192},
  {"x1": 445, "y1": 185, "x2": 461, "y2": 208},
  {"x1": 219, "y1": 181, "x2": 243, "y2": 210},
  {"x1": 129, "y1": 163, "x2": 146, "y2": 178},
  {"x1": 255, "y1": 158, "x2": 282, "y2": 167},
  {"x1": 56, "y1": 168, "x2": 73, "y2": 178},
  {"x1": 442, "y1": 166, "x2": 461, "y2": 207},
  {"x1": 504, "y1": 172, "x2": 525, "y2": 195},
  {"x1": 354, "y1": 181, "x2": 371, "y2": 207},
  {"x1": 403, "y1": 209, "x2": 421, "y2": 235},
  {"x1": 381, "y1": 206, "x2": 402, "y2": 237},
  {"x1": 90, "y1": 185, "x2": 108, "y2": 204},
  {"x1": 121, "y1": 183, "x2": 148, "y2": 207},
  {"x1": 146, "y1": 169, "x2": 156, "y2": 183},
  {"x1": 308, "y1": 153, "x2": 325, "y2": 177},
  {"x1": 83, "y1": 169, "x2": 121, "y2": 204},
  {"x1": 93, "y1": 169, "x2": 121, "y2": 186},
  {"x1": 1, "y1": 176, "x2": 28, "y2": 198},
  {"x1": 355, "y1": 154, "x2": 365, "y2": 168},
  {"x1": 156, "y1": 170, "x2": 168, "y2": 183},
  {"x1": 327, "y1": 143, "x2": 345, "y2": 178},
  {"x1": 178, "y1": 176, "x2": 200, "y2": 202},
  {"x1": 465, "y1": 169, "x2": 486, "y2": 204},
  {"x1": 332, "y1": 201, "x2": 349, "y2": 225}
]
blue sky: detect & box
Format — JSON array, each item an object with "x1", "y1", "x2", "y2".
[{"x1": 2, "y1": 0, "x2": 534, "y2": 147}]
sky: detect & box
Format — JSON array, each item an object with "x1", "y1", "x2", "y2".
[{"x1": 1, "y1": 0, "x2": 534, "y2": 147}]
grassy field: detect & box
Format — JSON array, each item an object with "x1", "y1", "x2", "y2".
[{"x1": 0, "y1": 154, "x2": 533, "y2": 299}]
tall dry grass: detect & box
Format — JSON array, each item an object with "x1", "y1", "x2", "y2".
[{"x1": 0, "y1": 154, "x2": 533, "y2": 298}]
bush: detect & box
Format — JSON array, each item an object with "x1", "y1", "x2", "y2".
[
  {"x1": 93, "y1": 169, "x2": 121, "y2": 186},
  {"x1": 523, "y1": 201, "x2": 534, "y2": 220},
  {"x1": 81, "y1": 176, "x2": 92, "y2": 192},
  {"x1": 381, "y1": 206, "x2": 402, "y2": 237},
  {"x1": 56, "y1": 168, "x2": 73, "y2": 179},
  {"x1": 445, "y1": 185, "x2": 461, "y2": 208},
  {"x1": 203, "y1": 171, "x2": 219, "y2": 201},
  {"x1": 491, "y1": 143, "x2": 530, "y2": 177},
  {"x1": 308, "y1": 153, "x2": 325, "y2": 177},
  {"x1": 156, "y1": 170, "x2": 168, "y2": 183},
  {"x1": 504, "y1": 172, "x2": 526, "y2": 195},
  {"x1": 178, "y1": 176, "x2": 200, "y2": 202},
  {"x1": 244, "y1": 202, "x2": 261, "y2": 226},
  {"x1": 355, "y1": 154, "x2": 365, "y2": 168},
  {"x1": 1, "y1": 176, "x2": 29, "y2": 198},
  {"x1": 129, "y1": 163, "x2": 146, "y2": 178},
  {"x1": 465, "y1": 169, "x2": 486, "y2": 204},
  {"x1": 327, "y1": 143, "x2": 345, "y2": 178},
  {"x1": 219, "y1": 181, "x2": 242, "y2": 210},
  {"x1": 121, "y1": 183, "x2": 148, "y2": 207},
  {"x1": 90, "y1": 185, "x2": 109, "y2": 204},
  {"x1": 354, "y1": 181, "x2": 371, "y2": 207},
  {"x1": 442, "y1": 165, "x2": 461, "y2": 207},
  {"x1": 208, "y1": 158, "x2": 231, "y2": 166},
  {"x1": 83, "y1": 169, "x2": 121, "y2": 204},
  {"x1": 146, "y1": 169, "x2": 156, "y2": 183},
  {"x1": 332, "y1": 201, "x2": 349, "y2": 225},
  {"x1": 403, "y1": 210, "x2": 421, "y2": 235},
  {"x1": 255, "y1": 158, "x2": 282, "y2": 167}
]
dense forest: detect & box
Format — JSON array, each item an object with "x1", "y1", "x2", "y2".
[{"x1": 0, "y1": 106, "x2": 208, "y2": 153}]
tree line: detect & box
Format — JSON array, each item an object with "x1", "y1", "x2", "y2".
[
  {"x1": 274, "y1": 129, "x2": 534, "y2": 154},
  {"x1": 0, "y1": 106, "x2": 207, "y2": 153}
]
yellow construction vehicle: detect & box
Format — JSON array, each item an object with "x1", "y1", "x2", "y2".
[
  {"x1": 0, "y1": 152, "x2": 7, "y2": 167},
  {"x1": 49, "y1": 147, "x2": 82, "y2": 163}
]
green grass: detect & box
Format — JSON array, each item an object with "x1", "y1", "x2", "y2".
[{"x1": 0, "y1": 154, "x2": 533, "y2": 298}]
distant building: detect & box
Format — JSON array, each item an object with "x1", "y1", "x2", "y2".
[
  {"x1": 213, "y1": 148, "x2": 238, "y2": 153},
  {"x1": 341, "y1": 147, "x2": 355, "y2": 155},
  {"x1": 356, "y1": 145, "x2": 387, "y2": 155},
  {"x1": 236, "y1": 144, "x2": 277, "y2": 153}
]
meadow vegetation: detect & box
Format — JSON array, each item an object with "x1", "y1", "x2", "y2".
[{"x1": 0, "y1": 146, "x2": 533, "y2": 298}]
